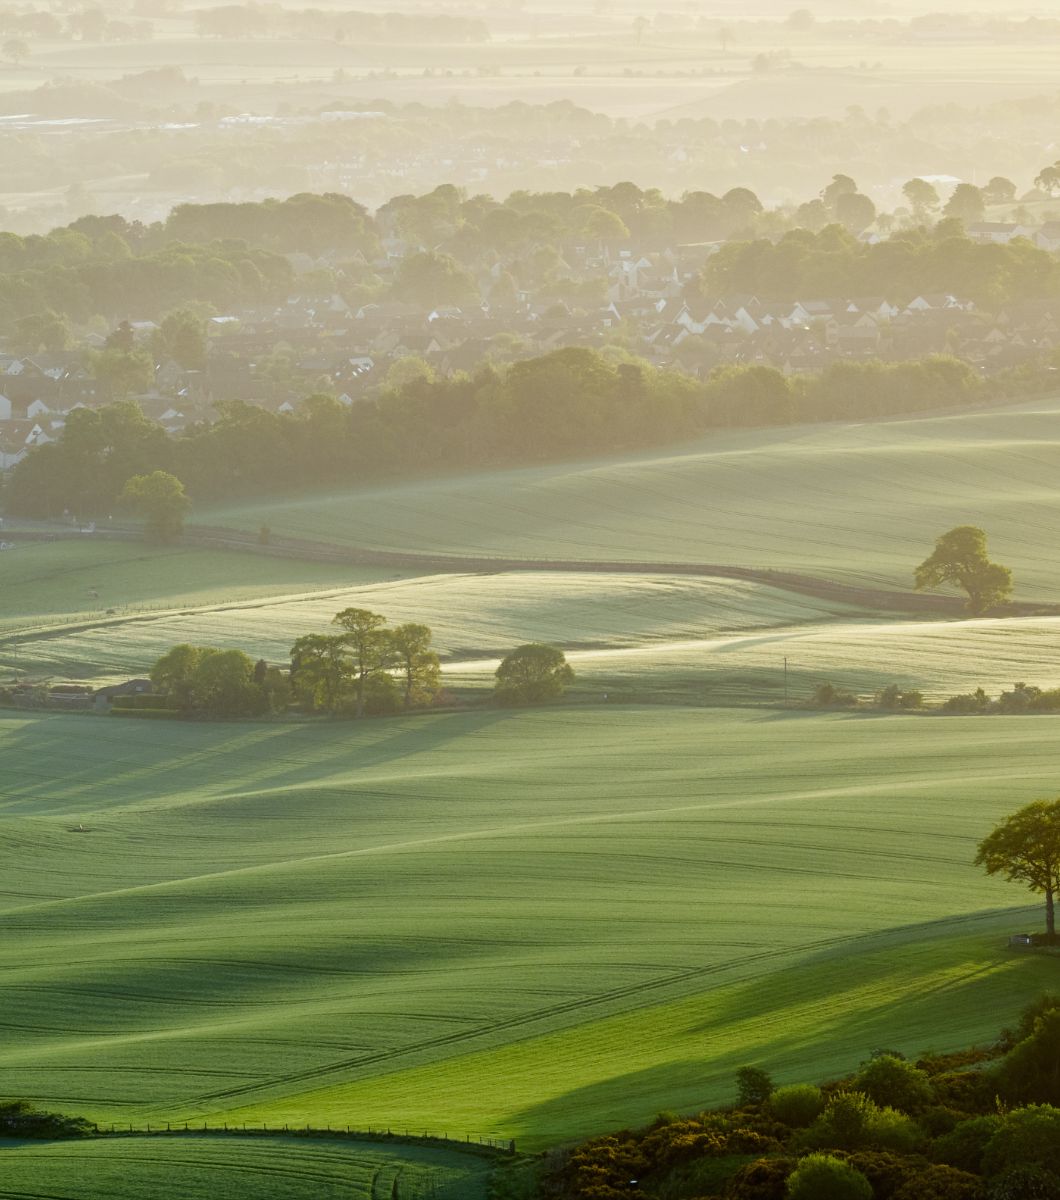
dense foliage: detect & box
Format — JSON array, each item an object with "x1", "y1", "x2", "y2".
[
  {"x1": 4, "y1": 350, "x2": 989, "y2": 519},
  {"x1": 542, "y1": 998, "x2": 1060, "y2": 1199}
]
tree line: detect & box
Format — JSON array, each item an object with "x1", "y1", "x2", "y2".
[
  {"x1": 142, "y1": 611, "x2": 574, "y2": 718},
  {"x1": 4, "y1": 348, "x2": 994, "y2": 518}
]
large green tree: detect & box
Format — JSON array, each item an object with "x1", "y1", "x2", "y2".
[
  {"x1": 976, "y1": 798, "x2": 1060, "y2": 940},
  {"x1": 914, "y1": 525, "x2": 1012, "y2": 615},
  {"x1": 120, "y1": 470, "x2": 190, "y2": 544},
  {"x1": 388, "y1": 623, "x2": 441, "y2": 709},
  {"x1": 289, "y1": 633, "x2": 349, "y2": 713},
  {"x1": 333, "y1": 608, "x2": 391, "y2": 718},
  {"x1": 494, "y1": 643, "x2": 574, "y2": 706}
]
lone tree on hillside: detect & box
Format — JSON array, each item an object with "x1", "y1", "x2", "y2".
[
  {"x1": 120, "y1": 470, "x2": 190, "y2": 544},
  {"x1": 914, "y1": 525, "x2": 1012, "y2": 615},
  {"x1": 976, "y1": 799, "x2": 1060, "y2": 941},
  {"x1": 494, "y1": 643, "x2": 574, "y2": 706}
]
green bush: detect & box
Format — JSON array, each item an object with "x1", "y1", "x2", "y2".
[
  {"x1": 785, "y1": 1153, "x2": 872, "y2": 1200},
  {"x1": 771, "y1": 1084, "x2": 826, "y2": 1127},
  {"x1": 932, "y1": 1115, "x2": 1002, "y2": 1173},
  {"x1": 986, "y1": 1165, "x2": 1060, "y2": 1200},
  {"x1": 892, "y1": 1163, "x2": 985, "y2": 1199},
  {"x1": 855, "y1": 1055, "x2": 934, "y2": 1113},
  {"x1": 995, "y1": 1009, "x2": 1060, "y2": 1105},
  {"x1": 981, "y1": 1105, "x2": 1060, "y2": 1177},
  {"x1": 844, "y1": 1151, "x2": 924, "y2": 1199},
  {"x1": 726, "y1": 1156, "x2": 794, "y2": 1199},
  {"x1": 801, "y1": 1091, "x2": 921, "y2": 1154}
]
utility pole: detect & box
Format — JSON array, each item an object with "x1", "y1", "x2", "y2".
[{"x1": 784, "y1": 656, "x2": 789, "y2": 706}]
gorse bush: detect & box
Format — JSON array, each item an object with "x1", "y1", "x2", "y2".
[
  {"x1": 854, "y1": 1054, "x2": 934, "y2": 1113},
  {"x1": 785, "y1": 1153, "x2": 872, "y2": 1200},
  {"x1": 800, "y1": 1091, "x2": 922, "y2": 1153},
  {"x1": 770, "y1": 1084, "x2": 825, "y2": 1128}
]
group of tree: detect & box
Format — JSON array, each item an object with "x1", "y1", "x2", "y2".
[
  {"x1": 695, "y1": 220, "x2": 1060, "y2": 311},
  {"x1": 147, "y1": 609, "x2": 575, "y2": 720},
  {"x1": 192, "y1": 6, "x2": 487, "y2": 42},
  {"x1": 149, "y1": 645, "x2": 289, "y2": 717},
  {"x1": 4, "y1": 350, "x2": 998, "y2": 521},
  {"x1": 549, "y1": 991, "x2": 1060, "y2": 1199},
  {"x1": 291, "y1": 608, "x2": 442, "y2": 718}
]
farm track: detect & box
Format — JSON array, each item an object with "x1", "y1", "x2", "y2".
[{"x1": 8, "y1": 524, "x2": 1056, "y2": 629}]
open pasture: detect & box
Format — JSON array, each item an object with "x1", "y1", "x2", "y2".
[
  {"x1": 0, "y1": 541, "x2": 392, "y2": 639},
  {"x1": 9, "y1": 565, "x2": 1060, "y2": 704},
  {"x1": 0, "y1": 1135, "x2": 490, "y2": 1199},
  {"x1": 200, "y1": 399, "x2": 1060, "y2": 602},
  {"x1": 0, "y1": 706, "x2": 1055, "y2": 1145},
  {"x1": 0, "y1": 570, "x2": 861, "y2": 682}
]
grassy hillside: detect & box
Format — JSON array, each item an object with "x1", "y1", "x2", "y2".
[
  {"x1": 0, "y1": 541, "x2": 392, "y2": 637},
  {"x1": 200, "y1": 399, "x2": 1060, "y2": 601},
  {"x1": 0, "y1": 1135, "x2": 490, "y2": 1199},
  {"x1": 1, "y1": 706, "x2": 1054, "y2": 1147},
  {"x1": 8, "y1": 565, "x2": 1060, "y2": 704}
]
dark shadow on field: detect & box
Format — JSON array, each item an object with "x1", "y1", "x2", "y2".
[{"x1": 505, "y1": 907, "x2": 1051, "y2": 1144}]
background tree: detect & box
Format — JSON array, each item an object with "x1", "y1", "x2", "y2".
[
  {"x1": 120, "y1": 470, "x2": 190, "y2": 544},
  {"x1": 982, "y1": 176, "x2": 1018, "y2": 206},
  {"x1": 150, "y1": 643, "x2": 207, "y2": 711},
  {"x1": 902, "y1": 178, "x2": 940, "y2": 222},
  {"x1": 193, "y1": 649, "x2": 259, "y2": 715},
  {"x1": 976, "y1": 798, "x2": 1060, "y2": 940},
  {"x1": 736, "y1": 1065, "x2": 775, "y2": 1106},
  {"x1": 90, "y1": 346, "x2": 154, "y2": 399},
  {"x1": 2, "y1": 38, "x2": 30, "y2": 64},
  {"x1": 332, "y1": 608, "x2": 391, "y2": 717},
  {"x1": 388, "y1": 623, "x2": 441, "y2": 709},
  {"x1": 836, "y1": 192, "x2": 877, "y2": 234},
  {"x1": 494, "y1": 643, "x2": 574, "y2": 706},
  {"x1": 914, "y1": 525, "x2": 1012, "y2": 615},
  {"x1": 943, "y1": 184, "x2": 986, "y2": 224}
]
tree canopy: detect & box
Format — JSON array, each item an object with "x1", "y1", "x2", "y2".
[
  {"x1": 120, "y1": 470, "x2": 190, "y2": 544},
  {"x1": 914, "y1": 525, "x2": 1012, "y2": 615},
  {"x1": 494, "y1": 643, "x2": 575, "y2": 706},
  {"x1": 976, "y1": 798, "x2": 1060, "y2": 939}
]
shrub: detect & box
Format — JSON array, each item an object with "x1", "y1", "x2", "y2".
[
  {"x1": 1013, "y1": 995, "x2": 1060, "y2": 1043},
  {"x1": 930, "y1": 1070, "x2": 994, "y2": 1115},
  {"x1": 995, "y1": 1009, "x2": 1060, "y2": 1105},
  {"x1": 845, "y1": 1150, "x2": 921, "y2": 1200},
  {"x1": 785, "y1": 1153, "x2": 872, "y2": 1200},
  {"x1": 727, "y1": 1156, "x2": 794, "y2": 1200},
  {"x1": 801, "y1": 1091, "x2": 921, "y2": 1153},
  {"x1": 0, "y1": 1100, "x2": 92, "y2": 1138},
  {"x1": 932, "y1": 1115, "x2": 1002, "y2": 1173},
  {"x1": 941, "y1": 689, "x2": 989, "y2": 714},
  {"x1": 986, "y1": 1165, "x2": 1060, "y2": 1200},
  {"x1": 854, "y1": 1055, "x2": 934, "y2": 1113},
  {"x1": 771, "y1": 1084, "x2": 826, "y2": 1127},
  {"x1": 810, "y1": 682, "x2": 857, "y2": 707},
  {"x1": 736, "y1": 1066, "x2": 776, "y2": 1106},
  {"x1": 981, "y1": 1105, "x2": 1060, "y2": 1177},
  {"x1": 892, "y1": 1164, "x2": 985, "y2": 1200}
]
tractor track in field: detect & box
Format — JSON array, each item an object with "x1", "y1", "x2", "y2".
[{"x1": 176, "y1": 905, "x2": 1011, "y2": 1114}]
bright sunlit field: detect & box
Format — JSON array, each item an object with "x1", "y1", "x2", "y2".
[
  {"x1": 199, "y1": 400, "x2": 1060, "y2": 601},
  {"x1": 1, "y1": 706, "x2": 1054, "y2": 1148}
]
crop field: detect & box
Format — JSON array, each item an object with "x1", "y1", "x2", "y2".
[
  {"x1": 8, "y1": 566, "x2": 1060, "y2": 704},
  {"x1": 0, "y1": 569, "x2": 864, "y2": 683},
  {"x1": 1, "y1": 706, "x2": 1056, "y2": 1147},
  {"x1": 200, "y1": 399, "x2": 1060, "y2": 602},
  {"x1": 0, "y1": 541, "x2": 388, "y2": 638},
  {"x1": 0, "y1": 1135, "x2": 490, "y2": 1199}
]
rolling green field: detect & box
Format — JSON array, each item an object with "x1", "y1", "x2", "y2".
[
  {"x1": 199, "y1": 399, "x2": 1060, "y2": 601},
  {"x1": 0, "y1": 541, "x2": 390, "y2": 637},
  {"x1": 8, "y1": 563, "x2": 1060, "y2": 704},
  {"x1": 1, "y1": 706, "x2": 1055, "y2": 1148},
  {"x1": 0, "y1": 1135, "x2": 490, "y2": 1199}
]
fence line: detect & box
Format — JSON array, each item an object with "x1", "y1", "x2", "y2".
[{"x1": 93, "y1": 1121, "x2": 515, "y2": 1156}]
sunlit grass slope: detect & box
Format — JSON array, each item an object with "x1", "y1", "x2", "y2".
[
  {"x1": 1, "y1": 707, "x2": 1054, "y2": 1144},
  {"x1": 0, "y1": 541, "x2": 392, "y2": 637},
  {"x1": 8, "y1": 567, "x2": 1060, "y2": 704},
  {"x1": 201, "y1": 399, "x2": 1060, "y2": 599},
  {"x1": 0, "y1": 571, "x2": 860, "y2": 681},
  {"x1": 0, "y1": 1136, "x2": 490, "y2": 1199}
]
